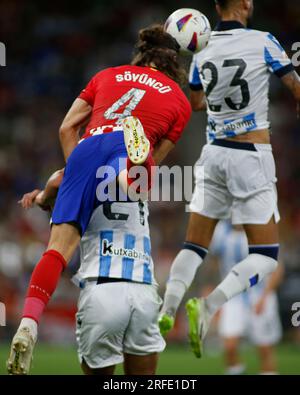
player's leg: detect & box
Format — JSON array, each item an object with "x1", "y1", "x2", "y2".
[
  {"x1": 7, "y1": 223, "x2": 80, "y2": 375},
  {"x1": 123, "y1": 353, "x2": 158, "y2": 375},
  {"x1": 81, "y1": 359, "x2": 116, "y2": 375},
  {"x1": 250, "y1": 292, "x2": 281, "y2": 374},
  {"x1": 124, "y1": 284, "x2": 165, "y2": 374},
  {"x1": 76, "y1": 282, "x2": 131, "y2": 375},
  {"x1": 204, "y1": 218, "x2": 279, "y2": 317},
  {"x1": 223, "y1": 337, "x2": 245, "y2": 375},
  {"x1": 186, "y1": 144, "x2": 281, "y2": 356},
  {"x1": 7, "y1": 136, "x2": 110, "y2": 375},
  {"x1": 219, "y1": 297, "x2": 247, "y2": 375},
  {"x1": 159, "y1": 212, "x2": 218, "y2": 337},
  {"x1": 257, "y1": 345, "x2": 278, "y2": 375},
  {"x1": 160, "y1": 144, "x2": 230, "y2": 339},
  {"x1": 185, "y1": 218, "x2": 279, "y2": 358}
]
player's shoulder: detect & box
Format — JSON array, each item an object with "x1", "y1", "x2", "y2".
[{"x1": 237, "y1": 28, "x2": 280, "y2": 44}]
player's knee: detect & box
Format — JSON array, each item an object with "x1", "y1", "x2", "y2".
[
  {"x1": 249, "y1": 245, "x2": 279, "y2": 269},
  {"x1": 183, "y1": 241, "x2": 208, "y2": 260},
  {"x1": 169, "y1": 243, "x2": 207, "y2": 284},
  {"x1": 248, "y1": 245, "x2": 279, "y2": 284},
  {"x1": 185, "y1": 214, "x2": 217, "y2": 248}
]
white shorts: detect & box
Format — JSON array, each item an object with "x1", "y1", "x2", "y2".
[
  {"x1": 189, "y1": 141, "x2": 280, "y2": 225},
  {"x1": 76, "y1": 281, "x2": 165, "y2": 369},
  {"x1": 219, "y1": 292, "x2": 282, "y2": 346}
]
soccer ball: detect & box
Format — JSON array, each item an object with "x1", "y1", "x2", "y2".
[{"x1": 164, "y1": 8, "x2": 211, "y2": 55}]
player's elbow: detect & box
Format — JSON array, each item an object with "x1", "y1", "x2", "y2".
[
  {"x1": 59, "y1": 122, "x2": 75, "y2": 139},
  {"x1": 59, "y1": 123, "x2": 68, "y2": 138}
]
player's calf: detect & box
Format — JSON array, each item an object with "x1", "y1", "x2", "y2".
[{"x1": 205, "y1": 244, "x2": 279, "y2": 319}]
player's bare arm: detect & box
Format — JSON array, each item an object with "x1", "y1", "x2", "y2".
[
  {"x1": 59, "y1": 98, "x2": 92, "y2": 161},
  {"x1": 19, "y1": 169, "x2": 64, "y2": 211},
  {"x1": 19, "y1": 189, "x2": 43, "y2": 210},
  {"x1": 152, "y1": 139, "x2": 175, "y2": 164},
  {"x1": 281, "y1": 71, "x2": 300, "y2": 115},
  {"x1": 190, "y1": 90, "x2": 207, "y2": 112}
]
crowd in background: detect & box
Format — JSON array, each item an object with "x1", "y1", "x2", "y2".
[{"x1": 0, "y1": 0, "x2": 299, "y2": 346}]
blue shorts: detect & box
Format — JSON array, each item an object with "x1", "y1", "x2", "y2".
[{"x1": 52, "y1": 132, "x2": 127, "y2": 235}]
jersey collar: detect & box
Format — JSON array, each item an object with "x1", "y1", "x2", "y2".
[{"x1": 215, "y1": 21, "x2": 246, "y2": 31}]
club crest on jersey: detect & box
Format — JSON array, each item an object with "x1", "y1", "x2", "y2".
[
  {"x1": 176, "y1": 14, "x2": 193, "y2": 32},
  {"x1": 101, "y1": 239, "x2": 150, "y2": 262}
]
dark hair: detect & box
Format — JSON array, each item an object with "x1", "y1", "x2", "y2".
[
  {"x1": 215, "y1": 0, "x2": 238, "y2": 9},
  {"x1": 131, "y1": 24, "x2": 187, "y2": 86}
]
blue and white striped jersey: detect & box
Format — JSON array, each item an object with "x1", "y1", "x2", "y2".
[
  {"x1": 210, "y1": 221, "x2": 248, "y2": 278},
  {"x1": 189, "y1": 21, "x2": 294, "y2": 142},
  {"x1": 77, "y1": 201, "x2": 156, "y2": 285},
  {"x1": 210, "y1": 220, "x2": 265, "y2": 300}
]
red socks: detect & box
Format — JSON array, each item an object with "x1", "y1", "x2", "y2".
[
  {"x1": 22, "y1": 250, "x2": 67, "y2": 324},
  {"x1": 127, "y1": 153, "x2": 156, "y2": 193}
]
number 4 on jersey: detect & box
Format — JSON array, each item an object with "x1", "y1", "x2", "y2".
[{"x1": 104, "y1": 88, "x2": 146, "y2": 124}]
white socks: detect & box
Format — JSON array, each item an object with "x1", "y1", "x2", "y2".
[
  {"x1": 226, "y1": 364, "x2": 246, "y2": 375},
  {"x1": 19, "y1": 317, "x2": 38, "y2": 342},
  {"x1": 161, "y1": 249, "x2": 205, "y2": 316},
  {"x1": 205, "y1": 253, "x2": 278, "y2": 317}
]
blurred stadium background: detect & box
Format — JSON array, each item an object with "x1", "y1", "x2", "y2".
[{"x1": 0, "y1": 0, "x2": 299, "y2": 374}]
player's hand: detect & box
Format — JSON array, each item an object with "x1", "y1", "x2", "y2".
[
  {"x1": 35, "y1": 191, "x2": 52, "y2": 211},
  {"x1": 254, "y1": 295, "x2": 267, "y2": 315},
  {"x1": 18, "y1": 189, "x2": 42, "y2": 209}
]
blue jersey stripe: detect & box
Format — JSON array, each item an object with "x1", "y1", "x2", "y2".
[
  {"x1": 264, "y1": 47, "x2": 283, "y2": 72},
  {"x1": 190, "y1": 65, "x2": 203, "y2": 89},
  {"x1": 99, "y1": 230, "x2": 113, "y2": 277},
  {"x1": 143, "y1": 236, "x2": 152, "y2": 284},
  {"x1": 122, "y1": 234, "x2": 136, "y2": 280}
]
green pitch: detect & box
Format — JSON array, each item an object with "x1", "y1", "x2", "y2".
[{"x1": 0, "y1": 343, "x2": 299, "y2": 375}]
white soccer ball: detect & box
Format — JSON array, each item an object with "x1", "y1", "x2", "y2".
[{"x1": 164, "y1": 8, "x2": 211, "y2": 55}]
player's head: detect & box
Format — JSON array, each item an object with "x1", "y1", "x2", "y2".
[
  {"x1": 215, "y1": 0, "x2": 254, "y2": 26},
  {"x1": 131, "y1": 24, "x2": 186, "y2": 85}
]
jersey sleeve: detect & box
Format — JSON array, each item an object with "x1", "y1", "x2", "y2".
[
  {"x1": 189, "y1": 55, "x2": 203, "y2": 91},
  {"x1": 264, "y1": 33, "x2": 294, "y2": 78},
  {"x1": 164, "y1": 97, "x2": 192, "y2": 144},
  {"x1": 78, "y1": 75, "x2": 97, "y2": 106}
]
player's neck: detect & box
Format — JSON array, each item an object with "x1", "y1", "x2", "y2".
[{"x1": 220, "y1": 11, "x2": 247, "y2": 27}]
